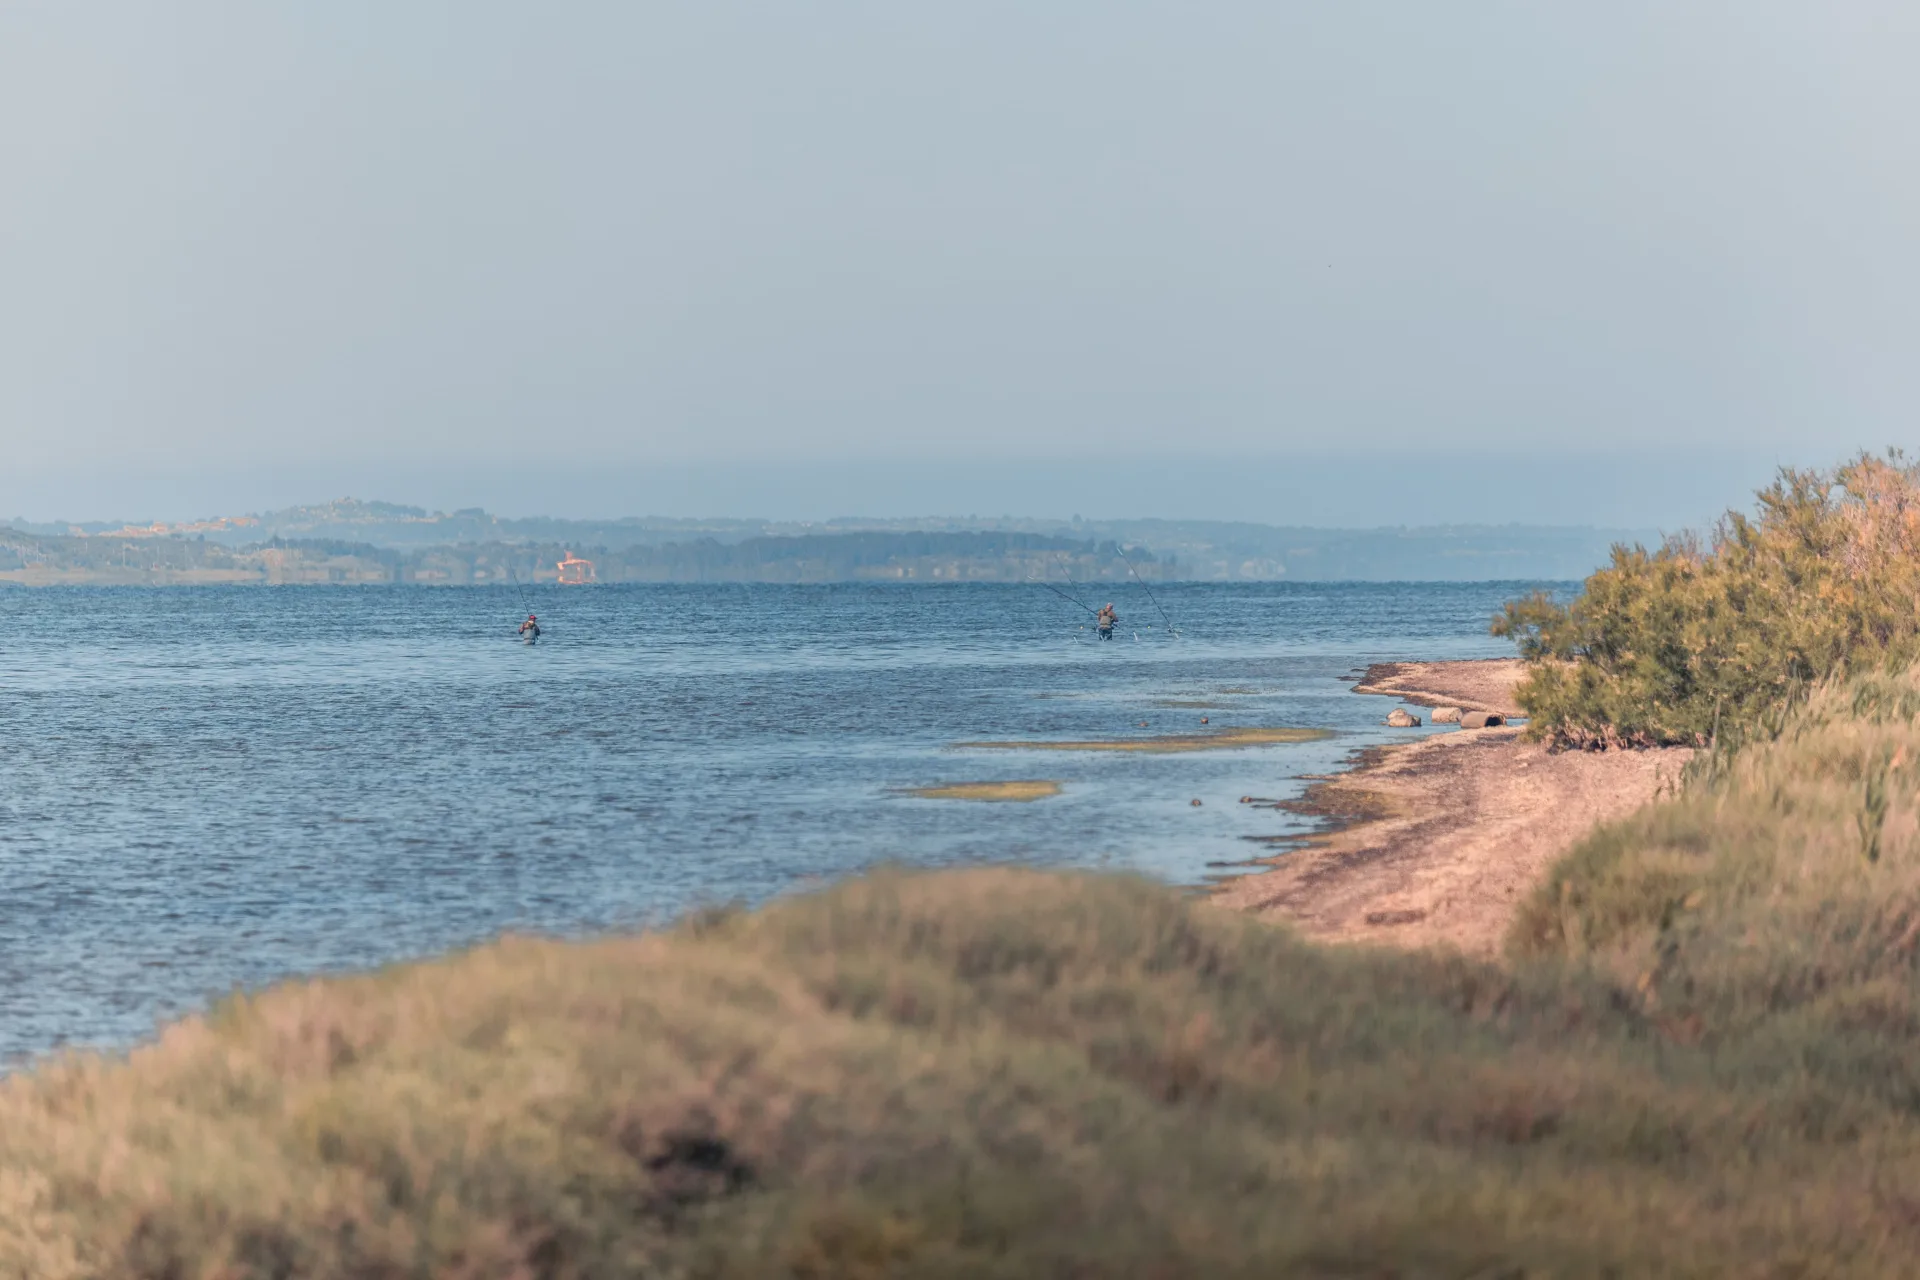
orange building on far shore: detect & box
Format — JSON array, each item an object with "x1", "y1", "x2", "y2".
[{"x1": 556, "y1": 552, "x2": 597, "y2": 585}]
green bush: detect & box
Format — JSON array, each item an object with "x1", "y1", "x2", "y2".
[{"x1": 1496, "y1": 452, "x2": 1920, "y2": 747}]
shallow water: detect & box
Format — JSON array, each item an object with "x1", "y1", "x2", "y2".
[{"x1": 0, "y1": 581, "x2": 1549, "y2": 1062}]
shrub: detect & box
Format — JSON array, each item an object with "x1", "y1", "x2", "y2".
[{"x1": 1495, "y1": 452, "x2": 1920, "y2": 747}]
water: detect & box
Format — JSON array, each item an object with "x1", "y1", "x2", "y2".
[{"x1": 0, "y1": 581, "x2": 1546, "y2": 1063}]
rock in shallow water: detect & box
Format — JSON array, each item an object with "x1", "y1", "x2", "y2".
[{"x1": 1385, "y1": 708, "x2": 1421, "y2": 728}]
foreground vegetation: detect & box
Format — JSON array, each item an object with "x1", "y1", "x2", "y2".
[
  {"x1": 14, "y1": 457, "x2": 1920, "y2": 1274},
  {"x1": 1496, "y1": 452, "x2": 1920, "y2": 747},
  {"x1": 12, "y1": 660, "x2": 1920, "y2": 1277}
]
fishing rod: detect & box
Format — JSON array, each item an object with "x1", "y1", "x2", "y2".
[
  {"x1": 1030, "y1": 553, "x2": 1098, "y2": 615},
  {"x1": 505, "y1": 557, "x2": 548, "y2": 642},
  {"x1": 1026, "y1": 574, "x2": 1099, "y2": 618},
  {"x1": 1055, "y1": 554, "x2": 1100, "y2": 614},
  {"x1": 1116, "y1": 544, "x2": 1177, "y2": 636},
  {"x1": 505, "y1": 559, "x2": 535, "y2": 614}
]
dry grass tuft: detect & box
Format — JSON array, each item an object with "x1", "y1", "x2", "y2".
[{"x1": 1511, "y1": 669, "x2": 1920, "y2": 1045}]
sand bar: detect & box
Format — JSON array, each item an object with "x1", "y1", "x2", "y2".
[
  {"x1": 904, "y1": 780, "x2": 1063, "y2": 802},
  {"x1": 1213, "y1": 660, "x2": 1689, "y2": 957},
  {"x1": 957, "y1": 727, "x2": 1332, "y2": 754}
]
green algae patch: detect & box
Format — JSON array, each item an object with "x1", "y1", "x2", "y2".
[
  {"x1": 902, "y1": 779, "x2": 1063, "y2": 802},
  {"x1": 955, "y1": 727, "x2": 1332, "y2": 754}
]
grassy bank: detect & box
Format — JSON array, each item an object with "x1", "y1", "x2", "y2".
[
  {"x1": 13, "y1": 732, "x2": 1920, "y2": 1280},
  {"x1": 1514, "y1": 666, "x2": 1920, "y2": 1016}
]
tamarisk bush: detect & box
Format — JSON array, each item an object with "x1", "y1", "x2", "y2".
[{"x1": 1496, "y1": 452, "x2": 1920, "y2": 748}]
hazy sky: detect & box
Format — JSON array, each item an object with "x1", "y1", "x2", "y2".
[{"x1": 2, "y1": 3, "x2": 1912, "y2": 524}]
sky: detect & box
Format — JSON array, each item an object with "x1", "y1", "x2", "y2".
[{"x1": 1, "y1": 3, "x2": 1912, "y2": 526}]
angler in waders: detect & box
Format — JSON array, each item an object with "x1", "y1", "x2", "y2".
[
  {"x1": 1095, "y1": 603, "x2": 1118, "y2": 640},
  {"x1": 518, "y1": 613, "x2": 541, "y2": 644}
]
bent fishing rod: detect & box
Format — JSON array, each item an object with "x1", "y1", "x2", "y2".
[
  {"x1": 1116, "y1": 545, "x2": 1177, "y2": 636},
  {"x1": 505, "y1": 557, "x2": 540, "y2": 622},
  {"x1": 1026, "y1": 574, "x2": 1099, "y2": 618},
  {"x1": 1055, "y1": 554, "x2": 1103, "y2": 613}
]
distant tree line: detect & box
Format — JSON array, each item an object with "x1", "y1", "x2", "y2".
[{"x1": 0, "y1": 530, "x2": 1174, "y2": 586}]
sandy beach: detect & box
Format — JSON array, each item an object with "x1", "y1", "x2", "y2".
[{"x1": 1214, "y1": 658, "x2": 1690, "y2": 957}]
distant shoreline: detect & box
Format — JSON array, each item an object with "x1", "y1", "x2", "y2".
[
  {"x1": 5, "y1": 500, "x2": 1650, "y2": 584},
  {"x1": 1212, "y1": 660, "x2": 1689, "y2": 956},
  {"x1": 0, "y1": 573, "x2": 1577, "y2": 589}
]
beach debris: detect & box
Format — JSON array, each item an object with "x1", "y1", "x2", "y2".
[
  {"x1": 1431, "y1": 706, "x2": 1463, "y2": 724},
  {"x1": 1460, "y1": 711, "x2": 1507, "y2": 729},
  {"x1": 1386, "y1": 708, "x2": 1422, "y2": 728}
]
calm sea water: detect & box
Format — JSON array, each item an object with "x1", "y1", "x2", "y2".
[{"x1": 0, "y1": 582, "x2": 1547, "y2": 1063}]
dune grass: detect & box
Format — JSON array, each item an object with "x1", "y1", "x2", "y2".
[
  {"x1": 1511, "y1": 669, "x2": 1920, "y2": 1025},
  {"x1": 16, "y1": 665, "x2": 1920, "y2": 1280}
]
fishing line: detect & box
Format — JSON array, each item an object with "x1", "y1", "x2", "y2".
[
  {"x1": 1116, "y1": 545, "x2": 1177, "y2": 636},
  {"x1": 505, "y1": 557, "x2": 547, "y2": 642},
  {"x1": 1026, "y1": 574, "x2": 1098, "y2": 618},
  {"x1": 1054, "y1": 554, "x2": 1098, "y2": 615},
  {"x1": 505, "y1": 559, "x2": 535, "y2": 613}
]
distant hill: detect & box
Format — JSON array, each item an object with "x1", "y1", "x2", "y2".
[
  {"x1": 3, "y1": 498, "x2": 1662, "y2": 584},
  {"x1": 0, "y1": 528, "x2": 1169, "y2": 587}
]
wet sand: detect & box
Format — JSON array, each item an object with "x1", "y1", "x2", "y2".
[{"x1": 1213, "y1": 660, "x2": 1689, "y2": 957}]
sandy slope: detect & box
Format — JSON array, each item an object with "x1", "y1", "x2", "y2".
[
  {"x1": 1213, "y1": 661, "x2": 1689, "y2": 957},
  {"x1": 1349, "y1": 658, "x2": 1527, "y2": 716}
]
